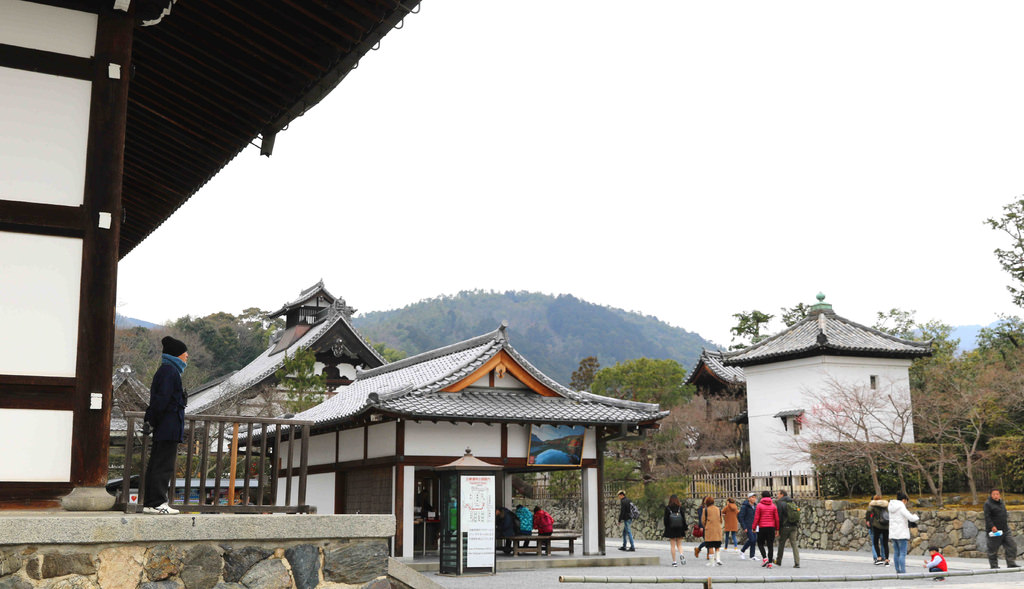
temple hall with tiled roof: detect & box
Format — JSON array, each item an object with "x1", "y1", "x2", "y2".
[
  {"x1": 722, "y1": 294, "x2": 931, "y2": 474},
  {"x1": 273, "y1": 322, "x2": 667, "y2": 557}
]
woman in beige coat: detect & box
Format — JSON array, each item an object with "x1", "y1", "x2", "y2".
[{"x1": 701, "y1": 497, "x2": 724, "y2": 566}]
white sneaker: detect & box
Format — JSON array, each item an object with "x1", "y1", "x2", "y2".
[
  {"x1": 679, "y1": 558, "x2": 686, "y2": 565},
  {"x1": 142, "y1": 503, "x2": 179, "y2": 515},
  {"x1": 672, "y1": 561, "x2": 678, "y2": 567},
  {"x1": 740, "y1": 553, "x2": 747, "y2": 560},
  {"x1": 716, "y1": 561, "x2": 723, "y2": 566},
  {"x1": 706, "y1": 561, "x2": 715, "y2": 567}
]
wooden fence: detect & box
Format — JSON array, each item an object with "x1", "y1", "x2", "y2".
[
  {"x1": 688, "y1": 471, "x2": 820, "y2": 499},
  {"x1": 118, "y1": 411, "x2": 314, "y2": 514}
]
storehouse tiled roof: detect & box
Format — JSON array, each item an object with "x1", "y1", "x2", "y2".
[
  {"x1": 684, "y1": 349, "x2": 745, "y2": 386},
  {"x1": 187, "y1": 299, "x2": 384, "y2": 415},
  {"x1": 291, "y1": 324, "x2": 668, "y2": 430},
  {"x1": 722, "y1": 308, "x2": 932, "y2": 367}
]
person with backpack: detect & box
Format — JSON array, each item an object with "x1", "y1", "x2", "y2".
[
  {"x1": 774, "y1": 489, "x2": 800, "y2": 568},
  {"x1": 533, "y1": 505, "x2": 555, "y2": 555},
  {"x1": 515, "y1": 504, "x2": 533, "y2": 548},
  {"x1": 663, "y1": 494, "x2": 688, "y2": 567},
  {"x1": 617, "y1": 490, "x2": 636, "y2": 552},
  {"x1": 865, "y1": 495, "x2": 890, "y2": 565}
]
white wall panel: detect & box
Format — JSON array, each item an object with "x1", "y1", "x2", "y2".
[
  {"x1": 306, "y1": 432, "x2": 336, "y2": 466},
  {"x1": 0, "y1": 66, "x2": 91, "y2": 206},
  {"x1": 506, "y1": 424, "x2": 530, "y2": 458},
  {"x1": 405, "y1": 422, "x2": 501, "y2": 457},
  {"x1": 338, "y1": 428, "x2": 364, "y2": 462},
  {"x1": 0, "y1": 409, "x2": 72, "y2": 481},
  {"x1": 281, "y1": 472, "x2": 334, "y2": 514},
  {"x1": 0, "y1": 0, "x2": 97, "y2": 58},
  {"x1": 0, "y1": 232, "x2": 81, "y2": 377},
  {"x1": 366, "y1": 421, "x2": 396, "y2": 459}
]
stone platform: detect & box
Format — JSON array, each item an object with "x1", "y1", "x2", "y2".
[{"x1": 0, "y1": 511, "x2": 396, "y2": 589}]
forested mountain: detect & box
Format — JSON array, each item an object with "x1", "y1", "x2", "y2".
[{"x1": 351, "y1": 291, "x2": 715, "y2": 386}]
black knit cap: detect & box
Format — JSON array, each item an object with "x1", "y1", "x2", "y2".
[{"x1": 161, "y1": 336, "x2": 187, "y2": 357}]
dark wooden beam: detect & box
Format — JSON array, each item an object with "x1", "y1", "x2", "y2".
[
  {"x1": 69, "y1": 5, "x2": 134, "y2": 489},
  {"x1": 0, "y1": 201, "x2": 87, "y2": 238},
  {"x1": 0, "y1": 43, "x2": 93, "y2": 80}
]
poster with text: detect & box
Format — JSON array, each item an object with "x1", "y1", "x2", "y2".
[{"x1": 460, "y1": 475, "x2": 495, "y2": 569}]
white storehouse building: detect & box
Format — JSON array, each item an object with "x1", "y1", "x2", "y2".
[{"x1": 722, "y1": 295, "x2": 932, "y2": 473}]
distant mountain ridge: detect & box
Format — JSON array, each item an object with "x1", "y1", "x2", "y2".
[
  {"x1": 115, "y1": 314, "x2": 162, "y2": 329},
  {"x1": 350, "y1": 290, "x2": 715, "y2": 386}
]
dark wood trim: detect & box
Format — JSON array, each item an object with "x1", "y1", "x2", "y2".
[
  {"x1": 69, "y1": 5, "x2": 134, "y2": 488},
  {"x1": 363, "y1": 426, "x2": 368, "y2": 461},
  {"x1": 285, "y1": 455, "x2": 597, "y2": 478},
  {"x1": 0, "y1": 375, "x2": 76, "y2": 388},
  {"x1": 396, "y1": 419, "x2": 405, "y2": 458},
  {"x1": 0, "y1": 481, "x2": 74, "y2": 506},
  {"x1": 0, "y1": 390, "x2": 75, "y2": 410},
  {"x1": 395, "y1": 460, "x2": 405, "y2": 557},
  {"x1": 596, "y1": 427, "x2": 607, "y2": 555},
  {"x1": 500, "y1": 424, "x2": 508, "y2": 465},
  {"x1": 334, "y1": 470, "x2": 345, "y2": 514},
  {"x1": 0, "y1": 43, "x2": 94, "y2": 80},
  {"x1": 0, "y1": 201, "x2": 87, "y2": 238}
]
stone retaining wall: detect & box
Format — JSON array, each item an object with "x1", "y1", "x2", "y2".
[
  {"x1": 0, "y1": 514, "x2": 395, "y2": 589},
  {"x1": 0, "y1": 539, "x2": 389, "y2": 589},
  {"x1": 603, "y1": 498, "x2": 1024, "y2": 560}
]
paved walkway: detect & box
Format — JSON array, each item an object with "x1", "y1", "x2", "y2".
[{"x1": 425, "y1": 539, "x2": 1024, "y2": 589}]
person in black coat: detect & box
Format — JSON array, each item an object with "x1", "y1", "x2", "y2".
[
  {"x1": 142, "y1": 336, "x2": 188, "y2": 514},
  {"x1": 663, "y1": 494, "x2": 688, "y2": 566},
  {"x1": 495, "y1": 506, "x2": 518, "y2": 554}
]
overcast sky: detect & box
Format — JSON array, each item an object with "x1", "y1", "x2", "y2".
[{"x1": 116, "y1": 0, "x2": 1024, "y2": 348}]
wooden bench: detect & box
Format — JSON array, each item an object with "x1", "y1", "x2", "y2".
[{"x1": 507, "y1": 533, "x2": 580, "y2": 556}]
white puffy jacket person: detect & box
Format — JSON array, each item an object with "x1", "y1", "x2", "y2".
[{"x1": 887, "y1": 491, "x2": 919, "y2": 573}]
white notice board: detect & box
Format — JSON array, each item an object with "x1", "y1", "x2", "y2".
[{"x1": 460, "y1": 475, "x2": 495, "y2": 569}]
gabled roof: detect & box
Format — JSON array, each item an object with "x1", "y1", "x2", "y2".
[
  {"x1": 292, "y1": 324, "x2": 668, "y2": 430},
  {"x1": 187, "y1": 299, "x2": 384, "y2": 415},
  {"x1": 268, "y1": 280, "x2": 343, "y2": 319},
  {"x1": 722, "y1": 303, "x2": 932, "y2": 368},
  {"x1": 684, "y1": 349, "x2": 745, "y2": 387}
]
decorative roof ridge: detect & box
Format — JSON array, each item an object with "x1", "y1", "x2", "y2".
[
  {"x1": 499, "y1": 341, "x2": 662, "y2": 413},
  {"x1": 268, "y1": 280, "x2": 340, "y2": 319},
  {"x1": 357, "y1": 324, "x2": 506, "y2": 380},
  {"x1": 187, "y1": 306, "x2": 360, "y2": 414},
  {"x1": 827, "y1": 313, "x2": 934, "y2": 350},
  {"x1": 721, "y1": 314, "x2": 818, "y2": 362}
]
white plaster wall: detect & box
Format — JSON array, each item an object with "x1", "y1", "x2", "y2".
[
  {"x1": 281, "y1": 472, "x2": 334, "y2": 514},
  {"x1": 0, "y1": 0, "x2": 97, "y2": 58},
  {"x1": 337, "y1": 363, "x2": 357, "y2": 380},
  {"x1": 0, "y1": 409, "x2": 72, "y2": 481},
  {"x1": 582, "y1": 468, "x2": 599, "y2": 554},
  {"x1": 367, "y1": 421, "x2": 396, "y2": 459},
  {"x1": 401, "y1": 465, "x2": 415, "y2": 557},
  {"x1": 404, "y1": 421, "x2": 501, "y2": 457},
  {"x1": 746, "y1": 356, "x2": 914, "y2": 473},
  {"x1": 465, "y1": 372, "x2": 525, "y2": 389},
  {"x1": 0, "y1": 232, "x2": 82, "y2": 377},
  {"x1": 338, "y1": 428, "x2": 364, "y2": 462},
  {"x1": 581, "y1": 426, "x2": 597, "y2": 459},
  {"x1": 506, "y1": 424, "x2": 530, "y2": 458},
  {"x1": 0, "y1": 66, "x2": 91, "y2": 206},
  {"x1": 306, "y1": 432, "x2": 336, "y2": 466}
]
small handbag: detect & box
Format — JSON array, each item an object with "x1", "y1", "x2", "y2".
[{"x1": 692, "y1": 524, "x2": 704, "y2": 538}]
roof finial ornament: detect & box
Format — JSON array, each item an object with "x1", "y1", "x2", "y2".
[
  {"x1": 464, "y1": 447, "x2": 473, "y2": 456},
  {"x1": 810, "y1": 292, "x2": 833, "y2": 314}
]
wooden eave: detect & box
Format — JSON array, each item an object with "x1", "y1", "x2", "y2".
[
  {"x1": 116, "y1": 0, "x2": 420, "y2": 257},
  {"x1": 440, "y1": 349, "x2": 560, "y2": 397}
]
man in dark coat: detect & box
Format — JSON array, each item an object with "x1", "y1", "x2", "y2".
[
  {"x1": 984, "y1": 489, "x2": 1018, "y2": 569},
  {"x1": 618, "y1": 490, "x2": 636, "y2": 551},
  {"x1": 142, "y1": 336, "x2": 188, "y2": 514},
  {"x1": 738, "y1": 492, "x2": 757, "y2": 559},
  {"x1": 495, "y1": 506, "x2": 518, "y2": 554}
]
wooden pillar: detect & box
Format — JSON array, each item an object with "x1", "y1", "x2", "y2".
[
  {"x1": 62, "y1": 4, "x2": 134, "y2": 510},
  {"x1": 597, "y1": 429, "x2": 607, "y2": 555}
]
